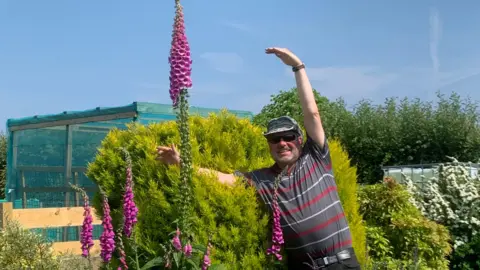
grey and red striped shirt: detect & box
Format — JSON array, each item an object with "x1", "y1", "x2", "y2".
[{"x1": 241, "y1": 135, "x2": 352, "y2": 260}]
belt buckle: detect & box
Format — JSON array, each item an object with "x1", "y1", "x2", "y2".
[
  {"x1": 337, "y1": 249, "x2": 351, "y2": 261},
  {"x1": 318, "y1": 249, "x2": 351, "y2": 267}
]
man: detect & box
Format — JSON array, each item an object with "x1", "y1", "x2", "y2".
[{"x1": 157, "y1": 47, "x2": 361, "y2": 269}]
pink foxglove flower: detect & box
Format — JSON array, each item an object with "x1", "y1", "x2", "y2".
[
  {"x1": 266, "y1": 184, "x2": 284, "y2": 260},
  {"x1": 183, "y1": 242, "x2": 192, "y2": 257},
  {"x1": 116, "y1": 229, "x2": 128, "y2": 269},
  {"x1": 201, "y1": 242, "x2": 212, "y2": 270},
  {"x1": 80, "y1": 197, "x2": 94, "y2": 258},
  {"x1": 100, "y1": 193, "x2": 115, "y2": 263},
  {"x1": 123, "y1": 160, "x2": 138, "y2": 238},
  {"x1": 165, "y1": 259, "x2": 172, "y2": 269},
  {"x1": 172, "y1": 228, "x2": 182, "y2": 251},
  {"x1": 168, "y1": 0, "x2": 192, "y2": 106}
]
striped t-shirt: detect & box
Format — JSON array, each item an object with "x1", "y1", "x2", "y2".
[{"x1": 242, "y1": 135, "x2": 352, "y2": 260}]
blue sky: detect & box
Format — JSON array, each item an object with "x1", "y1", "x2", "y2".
[{"x1": 1, "y1": 0, "x2": 480, "y2": 132}]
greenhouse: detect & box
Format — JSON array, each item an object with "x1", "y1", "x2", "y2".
[
  {"x1": 4, "y1": 102, "x2": 253, "y2": 242},
  {"x1": 382, "y1": 162, "x2": 479, "y2": 189}
]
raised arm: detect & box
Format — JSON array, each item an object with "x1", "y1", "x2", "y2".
[
  {"x1": 156, "y1": 144, "x2": 236, "y2": 185},
  {"x1": 265, "y1": 47, "x2": 326, "y2": 148}
]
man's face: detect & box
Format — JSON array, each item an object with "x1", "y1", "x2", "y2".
[{"x1": 266, "y1": 131, "x2": 302, "y2": 167}]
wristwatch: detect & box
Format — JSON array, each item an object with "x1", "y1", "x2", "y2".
[{"x1": 292, "y1": 63, "x2": 305, "y2": 72}]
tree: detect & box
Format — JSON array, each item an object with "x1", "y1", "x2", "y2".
[
  {"x1": 252, "y1": 88, "x2": 351, "y2": 142},
  {"x1": 254, "y1": 89, "x2": 480, "y2": 184}
]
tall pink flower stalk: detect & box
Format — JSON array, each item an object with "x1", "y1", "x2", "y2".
[
  {"x1": 116, "y1": 228, "x2": 128, "y2": 270},
  {"x1": 168, "y1": 0, "x2": 192, "y2": 106},
  {"x1": 172, "y1": 228, "x2": 182, "y2": 251},
  {"x1": 267, "y1": 173, "x2": 285, "y2": 261},
  {"x1": 79, "y1": 192, "x2": 94, "y2": 258},
  {"x1": 99, "y1": 191, "x2": 115, "y2": 263},
  {"x1": 122, "y1": 150, "x2": 138, "y2": 238},
  {"x1": 201, "y1": 242, "x2": 212, "y2": 270}
]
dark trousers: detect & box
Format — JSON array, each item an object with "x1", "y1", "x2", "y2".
[{"x1": 287, "y1": 248, "x2": 361, "y2": 270}]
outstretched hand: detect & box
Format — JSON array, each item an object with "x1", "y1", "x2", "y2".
[
  {"x1": 265, "y1": 47, "x2": 302, "y2": 67},
  {"x1": 156, "y1": 144, "x2": 180, "y2": 166}
]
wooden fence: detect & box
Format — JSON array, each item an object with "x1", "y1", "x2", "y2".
[{"x1": 0, "y1": 202, "x2": 101, "y2": 255}]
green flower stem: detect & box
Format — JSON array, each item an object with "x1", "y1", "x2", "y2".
[{"x1": 177, "y1": 88, "x2": 193, "y2": 234}]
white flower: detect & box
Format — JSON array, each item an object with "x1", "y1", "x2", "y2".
[{"x1": 402, "y1": 162, "x2": 480, "y2": 245}]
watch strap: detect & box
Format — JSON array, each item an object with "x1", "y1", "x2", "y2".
[{"x1": 292, "y1": 63, "x2": 305, "y2": 72}]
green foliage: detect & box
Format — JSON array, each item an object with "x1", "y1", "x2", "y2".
[
  {"x1": 0, "y1": 219, "x2": 58, "y2": 269},
  {"x1": 0, "y1": 219, "x2": 91, "y2": 269},
  {"x1": 252, "y1": 88, "x2": 350, "y2": 140},
  {"x1": 403, "y1": 160, "x2": 480, "y2": 269},
  {"x1": 340, "y1": 92, "x2": 480, "y2": 184},
  {"x1": 358, "y1": 178, "x2": 452, "y2": 270},
  {"x1": 87, "y1": 111, "x2": 273, "y2": 269},
  {"x1": 328, "y1": 139, "x2": 367, "y2": 266},
  {"x1": 0, "y1": 132, "x2": 6, "y2": 198},
  {"x1": 254, "y1": 89, "x2": 480, "y2": 184},
  {"x1": 449, "y1": 233, "x2": 480, "y2": 270},
  {"x1": 88, "y1": 110, "x2": 368, "y2": 269}
]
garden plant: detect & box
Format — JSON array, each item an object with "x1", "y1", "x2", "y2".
[
  {"x1": 403, "y1": 159, "x2": 480, "y2": 269},
  {"x1": 83, "y1": 0, "x2": 369, "y2": 266},
  {"x1": 1, "y1": 0, "x2": 471, "y2": 268}
]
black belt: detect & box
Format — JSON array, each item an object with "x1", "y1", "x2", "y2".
[{"x1": 302, "y1": 248, "x2": 353, "y2": 269}]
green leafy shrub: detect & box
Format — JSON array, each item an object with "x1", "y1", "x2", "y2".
[
  {"x1": 329, "y1": 139, "x2": 367, "y2": 266},
  {"x1": 0, "y1": 219, "x2": 92, "y2": 270},
  {"x1": 403, "y1": 160, "x2": 480, "y2": 269},
  {"x1": 87, "y1": 111, "x2": 368, "y2": 268},
  {"x1": 254, "y1": 89, "x2": 480, "y2": 184},
  {"x1": 0, "y1": 219, "x2": 59, "y2": 269},
  {"x1": 87, "y1": 111, "x2": 273, "y2": 269},
  {"x1": 56, "y1": 253, "x2": 92, "y2": 270},
  {"x1": 449, "y1": 233, "x2": 480, "y2": 270},
  {"x1": 359, "y1": 177, "x2": 452, "y2": 270}
]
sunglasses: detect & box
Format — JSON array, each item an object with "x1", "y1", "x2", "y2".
[{"x1": 267, "y1": 134, "x2": 298, "y2": 144}]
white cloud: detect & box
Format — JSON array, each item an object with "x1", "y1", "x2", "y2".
[
  {"x1": 285, "y1": 66, "x2": 397, "y2": 98},
  {"x1": 429, "y1": 7, "x2": 442, "y2": 78},
  {"x1": 394, "y1": 66, "x2": 480, "y2": 91},
  {"x1": 200, "y1": 52, "x2": 244, "y2": 73},
  {"x1": 437, "y1": 69, "x2": 480, "y2": 89},
  {"x1": 222, "y1": 21, "x2": 251, "y2": 32}
]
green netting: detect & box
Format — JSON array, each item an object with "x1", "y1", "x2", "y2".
[
  {"x1": 6, "y1": 103, "x2": 136, "y2": 128},
  {"x1": 5, "y1": 102, "x2": 253, "y2": 241}
]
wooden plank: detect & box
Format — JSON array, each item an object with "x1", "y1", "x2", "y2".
[
  {"x1": 12, "y1": 207, "x2": 102, "y2": 229},
  {"x1": 0, "y1": 203, "x2": 13, "y2": 229},
  {"x1": 52, "y1": 240, "x2": 101, "y2": 256},
  {"x1": 9, "y1": 111, "x2": 136, "y2": 131}
]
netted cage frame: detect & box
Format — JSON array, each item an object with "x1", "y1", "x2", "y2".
[{"x1": 4, "y1": 101, "x2": 253, "y2": 242}]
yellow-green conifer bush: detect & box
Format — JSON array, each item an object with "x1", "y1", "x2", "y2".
[
  {"x1": 328, "y1": 140, "x2": 367, "y2": 266},
  {"x1": 87, "y1": 111, "x2": 273, "y2": 269},
  {"x1": 87, "y1": 110, "x2": 367, "y2": 268}
]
